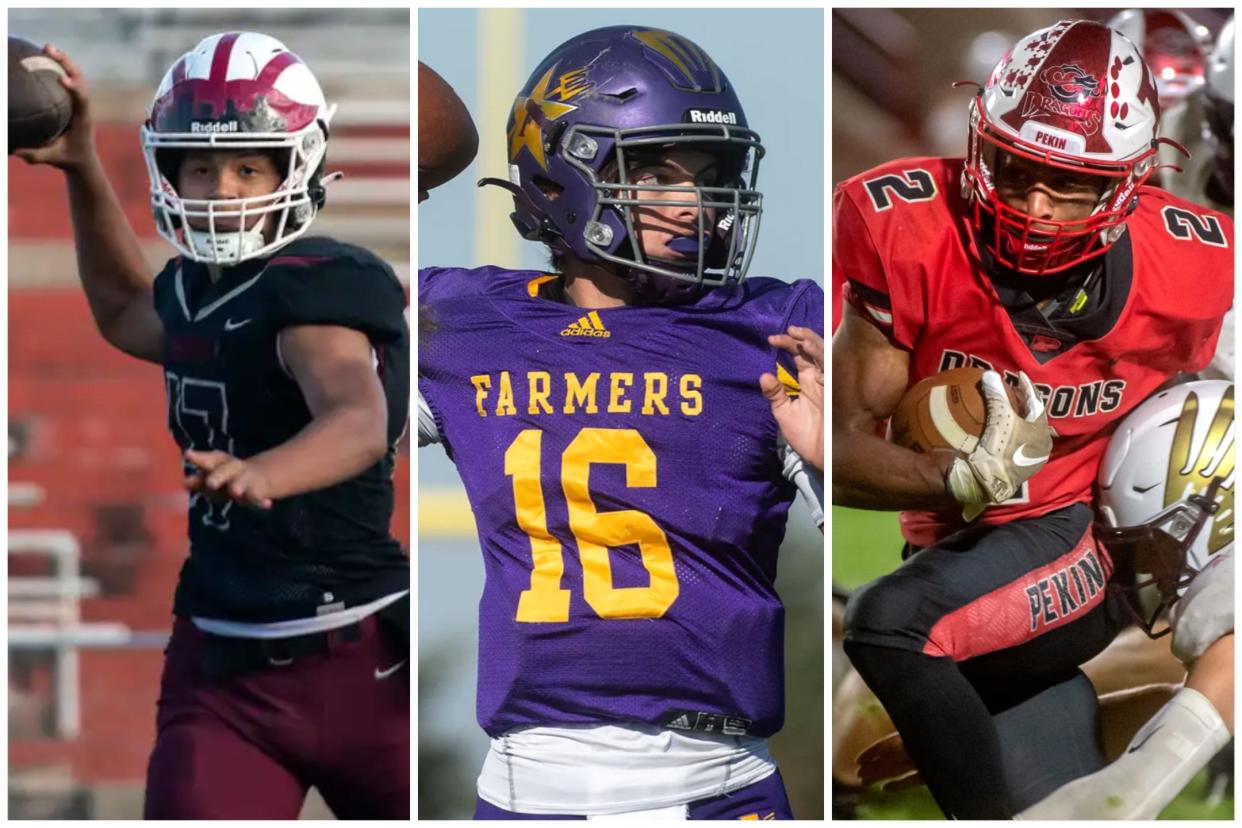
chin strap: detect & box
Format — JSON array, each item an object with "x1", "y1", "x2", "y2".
[
  {"x1": 477, "y1": 176, "x2": 542, "y2": 215},
  {"x1": 1149, "y1": 137, "x2": 1193, "y2": 181},
  {"x1": 306, "y1": 170, "x2": 343, "y2": 213},
  {"x1": 1156, "y1": 135, "x2": 1192, "y2": 160},
  {"x1": 477, "y1": 177, "x2": 564, "y2": 246},
  {"x1": 187, "y1": 224, "x2": 266, "y2": 265}
]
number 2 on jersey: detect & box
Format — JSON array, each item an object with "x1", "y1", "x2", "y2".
[{"x1": 505, "y1": 428, "x2": 679, "y2": 622}]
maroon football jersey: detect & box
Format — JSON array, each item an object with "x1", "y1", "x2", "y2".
[{"x1": 833, "y1": 156, "x2": 1232, "y2": 546}]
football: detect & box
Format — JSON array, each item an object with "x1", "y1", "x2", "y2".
[
  {"x1": 418, "y1": 61, "x2": 478, "y2": 196},
  {"x1": 8, "y1": 37, "x2": 72, "y2": 154},
  {"x1": 890, "y1": 367, "x2": 1018, "y2": 455}
]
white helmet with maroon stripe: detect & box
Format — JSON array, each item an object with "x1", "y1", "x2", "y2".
[
  {"x1": 962, "y1": 20, "x2": 1163, "y2": 276},
  {"x1": 140, "y1": 32, "x2": 336, "y2": 265}
]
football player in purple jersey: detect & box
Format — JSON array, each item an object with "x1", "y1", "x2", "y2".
[
  {"x1": 16, "y1": 33, "x2": 409, "y2": 818},
  {"x1": 419, "y1": 25, "x2": 823, "y2": 820}
]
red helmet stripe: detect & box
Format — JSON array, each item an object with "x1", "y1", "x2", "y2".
[
  {"x1": 204, "y1": 32, "x2": 242, "y2": 112},
  {"x1": 256, "y1": 50, "x2": 299, "y2": 89},
  {"x1": 1002, "y1": 22, "x2": 1115, "y2": 154}
]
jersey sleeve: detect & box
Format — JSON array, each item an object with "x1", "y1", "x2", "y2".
[
  {"x1": 780, "y1": 279, "x2": 825, "y2": 335},
  {"x1": 417, "y1": 266, "x2": 443, "y2": 303},
  {"x1": 1204, "y1": 307, "x2": 1234, "y2": 381},
  {"x1": 832, "y1": 182, "x2": 918, "y2": 349},
  {"x1": 268, "y1": 255, "x2": 407, "y2": 344},
  {"x1": 150, "y1": 257, "x2": 181, "y2": 316},
  {"x1": 418, "y1": 265, "x2": 480, "y2": 306},
  {"x1": 773, "y1": 279, "x2": 825, "y2": 391},
  {"x1": 1187, "y1": 215, "x2": 1234, "y2": 375}
]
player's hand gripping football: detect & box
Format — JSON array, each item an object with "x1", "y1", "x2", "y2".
[
  {"x1": 761, "y1": 326, "x2": 824, "y2": 471},
  {"x1": 946, "y1": 370, "x2": 1051, "y2": 521},
  {"x1": 184, "y1": 449, "x2": 274, "y2": 510},
  {"x1": 13, "y1": 45, "x2": 98, "y2": 171}
]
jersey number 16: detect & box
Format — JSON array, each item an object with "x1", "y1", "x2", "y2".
[{"x1": 505, "y1": 427, "x2": 680, "y2": 623}]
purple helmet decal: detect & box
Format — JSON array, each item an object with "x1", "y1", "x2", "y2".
[{"x1": 488, "y1": 26, "x2": 765, "y2": 298}]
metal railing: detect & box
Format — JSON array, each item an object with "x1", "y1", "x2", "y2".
[{"x1": 9, "y1": 513, "x2": 168, "y2": 740}]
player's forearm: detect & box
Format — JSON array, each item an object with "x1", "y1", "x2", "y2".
[
  {"x1": 65, "y1": 157, "x2": 155, "y2": 333},
  {"x1": 1185, "y1": 633, "x2": 1234, "y2": 732},
  {"x1": 831, "y1": 428, "x2": 957, "y2": 511},
  {"x1": 247, "y1": 403, "x2": 389, "y2": 500}
]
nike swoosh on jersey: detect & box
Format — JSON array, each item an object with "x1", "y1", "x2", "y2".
[
  {"x1": 224, "y1": 318, "x2": 253, "y2": 331},
  {"x1": 1013, "y1": 446, "x2": 1050, "y2": 467},
  {"x1": 375, "y1": 659, "x2": 407, "y2": 680}
]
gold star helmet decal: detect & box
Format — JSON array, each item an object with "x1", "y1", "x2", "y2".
[{"x1": 508, "y1": 64, "x2": 583, "y2": 169}]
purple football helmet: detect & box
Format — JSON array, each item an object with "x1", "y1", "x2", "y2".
[{"x1": 487, "y1": 26, "x2": 764, "y2": 298}]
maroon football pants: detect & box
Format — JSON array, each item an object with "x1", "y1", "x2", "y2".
[{"x1": 143, "y1": 615, "x2": 409, "y2": 819}]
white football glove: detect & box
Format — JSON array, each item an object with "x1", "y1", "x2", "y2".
[
  {"x1": 946, "y1": 370, "x2": 1052, "y2": 521},
  {"x1": 1170, "y1": 545, "x2": 1234, "y2": 665}
]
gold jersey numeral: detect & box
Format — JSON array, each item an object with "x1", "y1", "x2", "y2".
[{"x1": 505, "y1": 428, "x2": 679, "y2": 622}]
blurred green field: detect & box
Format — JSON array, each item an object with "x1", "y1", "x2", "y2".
[
  {"x1": 830, "y1": 506, "x2": 906, "y2": 591},
  {"x1": 831, "y1": 506, "x2": 1233, "y2": 820}
]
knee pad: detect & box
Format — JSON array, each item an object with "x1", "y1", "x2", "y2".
[{"x1": 843, "y1": 570, "x2": 930, "y2": 652}]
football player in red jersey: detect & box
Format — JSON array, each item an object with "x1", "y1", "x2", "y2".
[{"x1": 832, "y1": 19, "x2": 1232, "y2": 818}]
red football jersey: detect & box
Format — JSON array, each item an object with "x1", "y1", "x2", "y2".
[{"x1": 833, "y1": 156, "x2": 1233, "y2": 546}]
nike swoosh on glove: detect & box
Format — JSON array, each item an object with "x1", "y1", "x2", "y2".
[{"x1": 946, "y1": 370, "x2": 1053, "y2": 521}]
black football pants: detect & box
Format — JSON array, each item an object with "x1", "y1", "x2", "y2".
[{"x1": 842, "y1": 504, "x2": 1129, "y2": 818}]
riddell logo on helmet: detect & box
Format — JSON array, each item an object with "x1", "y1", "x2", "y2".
[
  {"x1": 190, "y1": 121, "x2": 240, "y2": 133},
  {"x1": 687, "y1": 109, "x2": 738, "y2": 125}
]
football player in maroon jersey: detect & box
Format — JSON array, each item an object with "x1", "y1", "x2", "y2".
[{"x1": 15, "y1": 34, "x2": 410, "y2": 819}]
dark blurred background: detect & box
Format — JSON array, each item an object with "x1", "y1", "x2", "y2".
[{"x1": 833, "y1": 8, "x2": 1232, "y2": 181}]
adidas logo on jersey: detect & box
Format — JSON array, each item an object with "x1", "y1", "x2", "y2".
[{"x1": 561, "y1": 311, "x2": 611, "y2": 338}]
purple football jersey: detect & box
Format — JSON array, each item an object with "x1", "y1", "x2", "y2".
[{"x1": 418, "y1": 266, "x2": 823, "y2": 738}]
